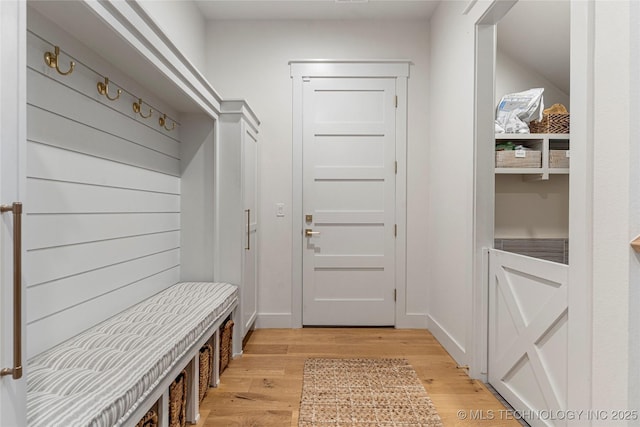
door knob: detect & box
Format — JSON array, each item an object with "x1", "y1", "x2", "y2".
[{"x1": 305, "y1": 229, "x2": 320, "y2": 237}]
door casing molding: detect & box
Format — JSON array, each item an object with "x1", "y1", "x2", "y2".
[{"x1": 290, "y1": 60, "x2": 415, "y2": 328}]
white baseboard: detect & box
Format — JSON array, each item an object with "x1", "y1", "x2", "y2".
[
  {"x1": 255, "y1": 312, "x2": 427, "y2": 329},
  {"x1": 427, "y1": 314, "x2": 467, "y2": 365},
  {"x1": 396, "y1": 313, "x2": 428, "y2": 329},
  {"x1": 255, "y1": 312, "x2": 293, "y2": 328}
]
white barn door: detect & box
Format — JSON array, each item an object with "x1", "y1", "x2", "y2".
[
  {"x1": 302, "y1": 77, "x2": 396, "y2": 325},
  {"x1": 489, "y1": 249, "x2": 568, "y2": 426}
]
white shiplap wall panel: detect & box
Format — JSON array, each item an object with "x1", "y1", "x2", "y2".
[
  {"x1": 27, "y1": 249, "x2": 180, "y2": 323},
  {"x1": 27, "y1": 68, "x2": 180, "y2": 159},
  {"x1": 27, "y1": 231, "x2": 180, "y2": 287},
  {"x1": 27, "y1": 180, "x2": 180, "y2": 214},
  {"x1": 28, "y1": 106, "x2": 180, "y2": 176},
  {"x1": 27, "y1": 142, "x2": 180, "y2": 194},
  {"x1": 27, "y1": 267, "x2": 181, "y2": 358},
  {"x1": 26, "y1": 213, "x2": 180, "y2": 250},
  {"x1": 26, "y1": 22, "x2": 182, "y2": 358}
]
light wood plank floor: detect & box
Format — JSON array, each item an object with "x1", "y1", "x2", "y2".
[{"x1": 197, "y1": 328, "x2": 521, "y2": 427}]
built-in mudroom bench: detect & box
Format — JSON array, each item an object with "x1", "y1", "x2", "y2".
[
  {"x1": 28, "y1": 282, "x2": 237, "y2": 427},
  {"x1": 5, "y1": 1, "x2": 261, "y2": 426}
]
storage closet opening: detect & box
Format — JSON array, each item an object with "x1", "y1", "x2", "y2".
[{"x1": 494, "y1": 0, "x2": 570, "y2": 265}]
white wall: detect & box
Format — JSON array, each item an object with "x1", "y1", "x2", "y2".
[
  {"x1": 203, "y1": 19, "x2": 430, "y2": 326},
  {"x1": 426, "y1": 0, "x2": 492, "y2": 365},
  {"x1": 590, "y1": 0, "x2": 639, "y2": 413},
  {"x1": 496, "y1": 48, "x2": 570, "y2": 111},
  {"x1": 180, "y1": 114, "x2": 216, "y2": 282},
  {"x1": 138, "y1": 0, "x2": 207, "y2": 72}
]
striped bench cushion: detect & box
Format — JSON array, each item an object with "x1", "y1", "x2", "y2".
[{"x1": 27, "y1": 282, "x2": 238, "y2": 427}]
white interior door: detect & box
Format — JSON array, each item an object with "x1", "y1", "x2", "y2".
[
  {"x1": 242, "y1": 125, "x2": 258, "y2": 333},
  {"x1": 302, "y1": 77, "x2": 396, "y2": 326},
  {"x1": 0, "y1": 1, "x2": 27, "y2": 425},
  {"x1": 489, "y1": 249, "x2": 568, "y2": 427}
]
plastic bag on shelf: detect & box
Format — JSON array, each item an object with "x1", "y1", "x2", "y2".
[{"x1": 495, "y1": 88, "x2": 545, "y2": 134}]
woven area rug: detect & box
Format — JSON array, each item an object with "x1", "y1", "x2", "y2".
[{"x1": 299, "y1": 358, "x2": 443, "y2": 427}]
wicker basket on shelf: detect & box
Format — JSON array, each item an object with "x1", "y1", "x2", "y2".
[
  {"x1": 220, "y1": 318, "x2": 234, "y2": 374},
  {"x1": 169, "y1": 370, "x2": 187, "y2": 427},
  {"x1": 529, "y1": 113, "x2": 570, "y2": 134},
  {"x1": 135, "y1": 405, "x2": 158, "y2": 427},
  {"x1": 199, "y1": 343, "x2": 213, "y2": 402}
]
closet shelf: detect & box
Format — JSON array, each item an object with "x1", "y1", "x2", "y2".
[
  {"x1": 495, "y1": 133, "x2": 570, "y2": 140},
  {"x1": 495, "y1": 133, "x2": 570, "y2": 181}
]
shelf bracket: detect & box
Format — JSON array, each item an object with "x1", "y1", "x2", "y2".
[{"x1": 522, "y1": 172, "x2": 548, "y2": 182}]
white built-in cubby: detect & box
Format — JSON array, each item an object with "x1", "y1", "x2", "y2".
[{"x1": 495, "y1": 133, "x2": 570, "y2": 180}]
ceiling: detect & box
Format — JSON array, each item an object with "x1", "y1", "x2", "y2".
[
  {"x1": 194, "y1": 0, "x2": 569, "y2": 95},
  {"x1": 497, "y1": 0, "x2": 570, "y2": 95}
]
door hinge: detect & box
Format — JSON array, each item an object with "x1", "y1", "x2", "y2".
[
  {"x1": 394, "y1": 224, "x2": 397, "y2": 237},
  {"x1": 394, "y1": 289, "x2": 397, "y2": 302},
  {"x1": 395, "y1": 95, "x2": 398, "y2": 108},
  {"x1": 395, "y1": 161, "x2": 398, "y2": 174}
]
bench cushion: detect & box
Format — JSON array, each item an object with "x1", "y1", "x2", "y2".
[{"x1": 27, "y1": 282, "x2": 238, "y2": 427}]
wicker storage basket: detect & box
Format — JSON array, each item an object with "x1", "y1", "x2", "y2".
[
  {"x1": 199, "y1": 343, "x2": 213, "y2": 402},
  {"x1": 529, "y1": 113, "x2": 570, "y2": 134},
  {"x1": 169, "y1": 370, "x2": 187, "y2": 427},
  {"x1": 135, "y1": 407, "x2": 158, "y2": 427},
  {"x1": 549, "y1": 149, "x2": 570, "y2": 168},
  {"x1": 496, "y1": 150, "x2": 541, "y2": 168},
  {"x1": 220, "y1": 318, "x2": 234, "y2": 374}
]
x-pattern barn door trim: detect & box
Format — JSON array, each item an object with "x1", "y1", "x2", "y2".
[{"x1": 488, "y1": 249, "x2": 568, "y2": 427}]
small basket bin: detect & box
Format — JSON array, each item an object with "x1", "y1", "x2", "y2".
[
  {"x1": 169, "y1": 370, "x2": 187, "y2": 427},
  {"x1": 496, "y1": 150, "x2": 541, "y2": 168},
  {"x1": 199, "y1": 343, "x2": 213, "y2": 402},
  {"x1": 220, "y1": 318, "x2": 234, "y2": 374},
  {"x1": 530, "y1": 113, "x2": 570, "y2": 134},
  {"x1": 549, "y1": 149, "x2": 570, "y2": 169}
]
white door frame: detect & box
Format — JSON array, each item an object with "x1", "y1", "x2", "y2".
[
  {"x1": 471, "y1": 0, "x2": 518, "y2": 382},
  {"x1": 471, "y1": 0, "x2": 593, "y2": 417},
  {"x1": 290, "y1": 60, "x2": 411, "y2": 328},
  {"x1": 0, "y1": 0, "x2": 27, "y2": 425}
]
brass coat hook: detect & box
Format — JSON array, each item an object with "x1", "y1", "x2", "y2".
[
  {"x1": 133, "y1": 98, "x2": 153, "y2": 118},
  {"x1": 44, "y1": 46, "x2": 75, "y2": 76},
  {"x1": 97, "y1": 77, "x2": 121, "y2": 101},
  {"x1": 159, "y1": 114, "x2": 176, "y2": 131}
]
